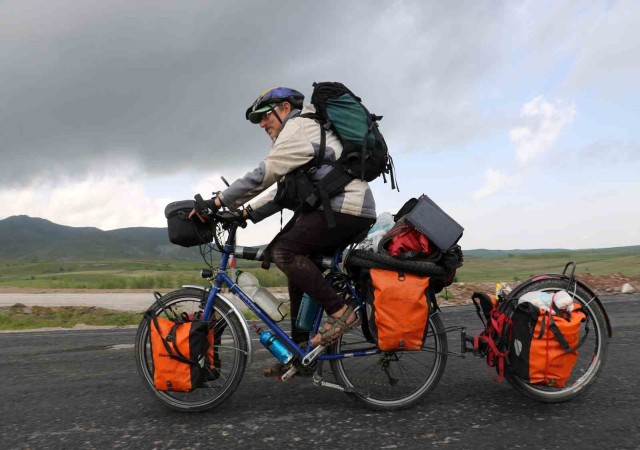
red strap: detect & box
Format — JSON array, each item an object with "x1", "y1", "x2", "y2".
[
  {"x1": 543, "y1": 297, "x2": 556, "y2": 385},
  {"x1": 474, "y1": 310, "x2": 512, "y2": 382}
]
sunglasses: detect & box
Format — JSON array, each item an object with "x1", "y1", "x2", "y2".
[{"x1": 259, "y1": 105, "x2": 282, "y2": 122}]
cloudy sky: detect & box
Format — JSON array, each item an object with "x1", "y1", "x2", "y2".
[{"x1": 2, "y1": 0, "x2": 639, "y2": 250}]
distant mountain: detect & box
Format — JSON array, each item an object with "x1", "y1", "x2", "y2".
[
  {"x1": 0, "y1": 215, "x2": 204, "y2": 261},
  {"x1": 464, "y1": 246, "x2": 640, "y2": 258},
  {"x1": 1, "y1": 215, "x2": 638, "y2": 262}
]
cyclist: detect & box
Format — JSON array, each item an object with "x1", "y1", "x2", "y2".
[{"x1": 192, "y1": 87, "x2": 376, "y2": 370}]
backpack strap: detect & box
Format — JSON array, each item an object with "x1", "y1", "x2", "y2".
[
  {"x1": 148, "y1": 312, "x2": 198, "y2": 365},
  {"x1": 303, "y1": 120, "x2": 353, "y2": 229},
  {"x1": 546, "y1": 314, "x2": 572, "y2": 352}
]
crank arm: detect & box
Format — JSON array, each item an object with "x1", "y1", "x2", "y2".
[
  {"x1": 302, "y1": 344, "x2": 326, "y2": 366},
  {"x1": 279, "y1": 365, "x2": 298, "y2": 382}
]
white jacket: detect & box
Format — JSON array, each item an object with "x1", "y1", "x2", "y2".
[{"x1": 219, "y1": 105, "x2": 376, "y2": 221}]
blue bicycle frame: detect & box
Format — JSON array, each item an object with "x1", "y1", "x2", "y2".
[{"x1": 198, "y1": 223, "x2": 379, "y2": 363}]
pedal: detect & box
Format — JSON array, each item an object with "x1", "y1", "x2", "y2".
[{"x1": 279, "y1": 365, "x2": 298, "y2": 382}]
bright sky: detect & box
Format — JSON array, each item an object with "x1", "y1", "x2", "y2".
[{"x1": 1, "y1": 1, "x2": 639, "y2": 250}]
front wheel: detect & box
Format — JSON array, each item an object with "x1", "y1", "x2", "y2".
[
  {"x1": 134, "y1": 288, "x2": 248, "y2": 412},
  {"x1": 503, "y1": 278, "x2": 610, "y2": 403},
  {"x1": 330, "y1": 313, "x2": 448, "y2": 411}
]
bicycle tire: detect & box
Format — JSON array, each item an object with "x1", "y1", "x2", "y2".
[
  {"x1": 502, "y1": 278, "x2": 609, "y2": 403},
  {"x1": 134, "y1": 288, "x2": 248, "y2": 412},
  {"x1": 330, "y1": 312, "x2": 448, "y2": 411},
  {"x1": 345, "y1": 249, "x2": 449, "y2": 278}
]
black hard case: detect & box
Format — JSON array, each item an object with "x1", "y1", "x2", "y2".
[{"x1": 404, "y1": 195, "x2": 464, "y2": 251}]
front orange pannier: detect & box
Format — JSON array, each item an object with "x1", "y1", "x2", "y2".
[
  {"x1": 370, "y1": 268, "x2": 430, "y2": 352},
  {"x1": 147, "y1": 313, "x2": 214, "y2": 392}
]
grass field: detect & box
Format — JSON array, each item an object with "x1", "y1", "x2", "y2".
[
  {"x1": 0, "y1": 259, "x2": 285, "y2": 289},
  {"x1": 1, "y1": 248, "x2": 637, "y2": 330},
  {"x1": 0, "y1": 304, "x2": 142, "y2": 330},
  {"x1": 0, "y1": 247, "x2": 638, "y2": 290},
  {"x1": 456, "y1": 250, "x2": 640, "y2": 283}
]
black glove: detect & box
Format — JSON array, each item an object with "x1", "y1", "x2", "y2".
[{"x1": 194, "y1": 194, "x2": 219, "y2": 217}]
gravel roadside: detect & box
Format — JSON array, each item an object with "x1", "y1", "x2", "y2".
[{"x1": 1, "y1": 273, "x2": 637, "y2": 311}]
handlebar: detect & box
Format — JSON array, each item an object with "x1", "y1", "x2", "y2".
[
  {"x1": 234, "y1": 245, "x2": 265, "y2": 261},
  {"x1": 193, "y1": 193, "x2": 335, "y2": 269}
]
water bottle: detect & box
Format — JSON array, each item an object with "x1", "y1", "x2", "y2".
[
  {"x1": 253, "y1": 325, "x2": 293, "y2": 364},
  {"x1": 296, "y1": 293, "x2": 320, "y2": 332},
  {"x1": 235, "y1": 270, "x2": 286, "y2": 322}
]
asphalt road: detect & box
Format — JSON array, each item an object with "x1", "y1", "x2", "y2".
[{"x1": 0, "y1": 295, "x2": 638, "y2": 450}]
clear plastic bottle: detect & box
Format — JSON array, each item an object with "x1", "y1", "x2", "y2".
[
  {"x1": 253, "y1": 325, "x2": 293, "y2": 364},
  {"x1": 355, "y1": 212, "x2": 395, "y2": 251},
  {"x1": 495, "y1": 282, "x2": 512, "y2": 299},
  {"x1": 235, "y1": 270, "x2": 286, "y2": 322},
  {"x1": 296, "y1": 293, "x2": 320, "y2": 332}
]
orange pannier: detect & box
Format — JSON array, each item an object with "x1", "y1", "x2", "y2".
[
  {"x1": 370, "y1": 268, "x2": 430, "y2": 352},
  {"x1": 148, "y1": 313, "x2": 214, "y2": 392},
  {"x1": 510, "y1": 302, "x2": 586, "y2": 388}
]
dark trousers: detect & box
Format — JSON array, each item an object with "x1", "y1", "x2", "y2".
[{"x1": 270, "y1": 210, "x2": 374, "y2": 344}]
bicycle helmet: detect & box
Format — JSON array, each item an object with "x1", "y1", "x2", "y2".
[{"x1": 245, "y1": 87, "x2": 304, "y2": 124}]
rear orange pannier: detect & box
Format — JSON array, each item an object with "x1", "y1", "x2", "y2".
[
  {"x1": 370, "y1": 268, "x2": 430, "y2": 352},
  {"x1": 510, "y1": 301, "x2": 586, "y2": 388}
]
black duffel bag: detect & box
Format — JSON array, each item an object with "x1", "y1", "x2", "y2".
[{"x1": 165, "y1": 200, "x2": 213, "y2": 247}]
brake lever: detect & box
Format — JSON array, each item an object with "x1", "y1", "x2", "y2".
[{"x1": 194, "y1": 193, "x2": 217, "y2": 217}]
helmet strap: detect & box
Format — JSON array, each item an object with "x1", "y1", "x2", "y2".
[{"x1": 269, "y1": 105, "x2": 284, "y2": 125}]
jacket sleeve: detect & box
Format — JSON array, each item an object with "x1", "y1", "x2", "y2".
[
  {"x1": 246, "y1": 190, "x2": 282, "y2": 223},
  {"x1": 218, "y1": 119, "x2": 315, "y2": 210}
]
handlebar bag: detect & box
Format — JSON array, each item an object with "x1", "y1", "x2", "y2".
[
  {"x1": 146, "y1": 312, "x2": 215, "y2": 392},
  {"x1": 164, "y1": 200, "x2": 214, "y2": 247},
  {"x1": 367, "y1": 268, "x2": 431, "y2": 352},
  {"x1": 509, "y1": 301, "x2": 586, "y2": 387}
]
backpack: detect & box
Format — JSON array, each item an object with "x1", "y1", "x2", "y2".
[
  {"x1": 364, "y1": 268, "x2": 433, "y2": 352},
  {"x1": 509, "y1": 299, "x2": 587, "y2": 387},
  {"x1": 146, "y1": 309, "x2": 215, "y2": 392},
  {"x1": 274, "y1": 82, "x2": 397, "y2": 228},
  {"x1": 305, "y1": 82, "x2": 394, "y2": 184}
]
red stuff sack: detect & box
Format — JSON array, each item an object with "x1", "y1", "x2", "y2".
[{"x1": 378, "y1": 217, "x2": 440, "y2": 262}]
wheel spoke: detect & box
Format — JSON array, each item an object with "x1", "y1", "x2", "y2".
[
  {"x1": 330, "y1": 315, "x2": 448, "y2": 411},
  {"x1": 134, "y1": 289, "x2": 248, "y2": 412},
  {"x1": 502, "y1": 279, "x2": 609, "y2": 402}
]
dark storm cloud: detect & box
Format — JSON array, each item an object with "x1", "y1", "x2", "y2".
[{"x1": 1, "y1": 0, "x2": 506, "y2": 187}]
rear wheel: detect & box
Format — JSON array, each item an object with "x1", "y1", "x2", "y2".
[
  {"x1": 330, "y1": 313, "x2": 448, "y2": 411},
  {"x1": 503, "y1": 279, "x2": 609, "y2": 402},
  {"x1": 134, "y1": 288, "x2": 248, "y2": 412}
]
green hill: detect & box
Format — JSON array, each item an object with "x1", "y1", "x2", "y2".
[{"x1": 0, "y1": 215, "x2": 202, "y2": 261}]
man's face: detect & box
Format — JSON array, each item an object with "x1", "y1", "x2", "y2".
[{"x1": 259, "y1": 103, "x2": 291, "y2": 141}]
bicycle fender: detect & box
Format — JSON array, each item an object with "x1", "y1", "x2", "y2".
[
  {"x1": 181, "y1": 285, "x2": 254, "y2": 369},
  {"x1": 508, "y1": 274, "x2": 612, "y2": 338}
]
